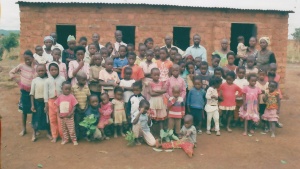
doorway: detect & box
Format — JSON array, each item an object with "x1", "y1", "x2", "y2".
[
  {"x1": 116, "y1": 26, "x2": 136, "y2": 46},
  {"x1": 230, "y1": 23, "x2": 257, "y2": 65},
  {"x1": 56, "y1": 25, "x2": 76, "y2": 49},
  {"x1": 173, "y1": 27, "x2": 191, "y2": 51}
]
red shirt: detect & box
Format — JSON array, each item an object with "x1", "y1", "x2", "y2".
[
  {"x1": 54, "y1": 94, "x2": 78, "y2": 115},
  {"x1": 121, "y1": 64, "x2": 145, "y2": 81},
  {"x1": 219, "y1": 83, "x2": 242, "y2": 107}
]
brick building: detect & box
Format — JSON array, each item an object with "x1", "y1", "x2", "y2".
[{"x1": 17, "y1": 0, "x2": 294, "y2": 91}]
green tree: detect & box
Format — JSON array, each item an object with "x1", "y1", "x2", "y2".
[
  {"x1": 0, "y1": 33, "x2": 19, "y2": 52},
  {"x1": 292, "y1": 28, "x2": 300, "y2": 41}
]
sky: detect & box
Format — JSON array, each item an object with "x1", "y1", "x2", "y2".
[{"x1": 0, "y1": 0, "x2": 300, "y2": 38}]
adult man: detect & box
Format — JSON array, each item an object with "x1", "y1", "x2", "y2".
[
  {"x1": 112, "y1": 30, "x2": 127, "y2": 56},
  {"x1": 43, "y1": 32, "x2": 64, "y2": 55},
  {"x1": 161, "y1": 35, "x2": 184, "y2": 56},
  {"x1": 185, "y1": 34, "x2": 207, "y2": 61},
  {"x1": 85, "y1": 33, "x2": 104, "y2": 52},
  {"x1": 212, "y1": 39, "x2": 232, "y2": 67}
]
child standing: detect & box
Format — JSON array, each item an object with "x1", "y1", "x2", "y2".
[
  {"x1": 43, "y1": 36, "x2": 54, "y2": 62},
  {"x1": 256, "y1": 69, "x2": 269, "y2": 132},
  {"x1": 195, "y1": 61, "x2": 212, "y2": 90},
  {"x1": 208, "y1": 54, "x2": 221, "y2": 75},
  {"x1": 237, "y1": 36, "x2": 248, "y2": 62},
  {"x1": 30, "y1": 64, "x2": 52, "y2": 142},
  {"x1": 245, "y1": 56, "x2": 258, "y2": 75},
  {"x1": 127, "y1": 43, "x2": 135, "y2": 53},
  {"x1": 114, "y1": 45, "x2": 128, "y2": 79},
  {"x1": 186, "y1": 62, "x2": 195, "y2": 91},
  {"x1": 187, "y1": 77, "x2": 206, "y2": 134},
  {"x1": 121, "y1": 52, "x2": 144, "y2": 81},
  {"x1": 194, "y1": 57, "x2": 202, "y2": 75},
  {"x1": 135, "y1": 44, "x2": 147, "y2": 65},
  {"x1": 68, "y1": 46, "x2": 90, "y2": 85},
  {"x1": 84, "y1": 95, "x2": 101, "y2": 141},
  {"x1": 219, "y1": 71, "x2": 242, "y2": 132},
  {"x1": 112, "y1": 87, "x2": 127, "y2": 138},
  {"x1": 132, "y1": 100, "x2": 156, "y2": 146},
  {"x1": 55, "y1": 81, "x2": 78, "y2": 145},
  {"x1": 262, "y1": 81, "x2": 280, "y2": 137},
  {"x1": 223, "y1": 52, "x2": 237, "y2": 73},
  {"x1": 154, "y1": 46, "x2": 160, "y2": 61},
  {"x1": 98, "y1": 93, "x2": 113, "y2": 140},
  {"x1": 33, "y1": 45, "x2": 47, "y2": 64},
  {"x1": 9, "y1": 50, "x2": 36, "y2": 136},
  {"x1": 173, "y1": 54, "x2": 182, "y2": 65},
  {"x1": 120, "y1": 67, "x2": 135, "y2": 108},
  {"x1": 165, "y1": 64, "x2": 186, "y2": 101},
  {"x1": 213, "y1": 67, "x2": 226, "y2": 83},
  {"x1": 78, "y1": 36, "x2": 87, "y2": 48},
  {"x1": 179, "y1": 61, "x2": 188, "y2": 89},
  {"x1": 100, "y1": 47, "x2": 109, "y2": 67},
  {"x1": 148, "y1": 68, "x2": 167, "y2": 132},
  {"x1": 62, "y1": 35, "x2": 76, "y2": 70},
  {"x1": 156, "y1": 48, "x2": 173, "y2": 84},
  {"x1": 205, "y1": 77, "x2": 223, "y2": 136},
  {"x1": 89, "y1": 52, "x2": 103, "y2": 100},
  {"x1": 126, "y1": 81, "x2": 146, "y2": 122},
  {"x1": 46, "y1": 48, "x2": 67, "y2": 79},
  {"x1": 84, "y1": 43, "x2": 97, "y2": 64},
  {"x1": 72, "y1": 72, "x2": 91, "y2": 139},
  {"x1": 239, "y1": 74, "x2": 261, "y2": 135},
  {"x1": 44, "y1": 63, "x2": 65, "y2": 142},
  {"x1": 99, "y1": 58, "x2": 120, "y2": 100}
]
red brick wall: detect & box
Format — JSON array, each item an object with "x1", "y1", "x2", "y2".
[{"x1": 19, "y1": 3, "x2": 289, "y2": 91}]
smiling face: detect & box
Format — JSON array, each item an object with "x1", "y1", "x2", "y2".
[
  {"x1": 24, "y1": 55, "x2": 33, "y2": 66},
  {"x1": 79, "y1": 40, "x2": 87, "y2": 48}
]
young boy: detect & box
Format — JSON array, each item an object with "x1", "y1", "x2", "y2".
[
  {"x1": 72, "y1": 71, "x2": 91, "y2": 139},
  {"x1": 127, "y1": 43, "x2": 135, "y2": 53},
  {"x1": 33, "y1": 45, "x2": 47, "y2": 64},
  {"x1": 120, "y1": 67, "x2": 136, "y2": 108},
  {"x1": 208, "y1": 54, "x2": 221, "y2": 75},
  {"x1": 126, "y1": 81, "x2": 146, "y2": 121},
  {"x1": 170, "y1": 47, "x2": 178, "y2": 61},
  {"x1": 194, "y1": 57, "x2": 202, "y2": 76},
  {"x1": 165, "y1": 64, "x2": 186, "y2": 100},
  {"x1": 246, "y1": 56, "x2": 258, "y2": 75},
  {"x1": 100, "y1": 47, "x2": 109, "y2": 66},
  {"x1": 55, "y1": 81, "x2": 78, "y2": 145},
  {"x1": 135, "y1": 44, "x2": 147, "y2": 65},
  {"x1": 113, "y1": 45, "x2": 128, "y2": 79},
  {"x1": 196, "y1": 61, "x2": 212, "y2": 90},
  {"x1": 121, "y1": 52, "x2": 144, "y2": 81},
  {"x1": 154, "y1": 46, "x2": 160, "y2": 61},
  {"x1": 173, "y1": 54, "x2": 182, "y2": 65}
]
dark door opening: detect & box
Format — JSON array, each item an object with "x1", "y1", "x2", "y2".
[
  {"x1": 173, "y1": 27, "x2": 191, "y2": 51},
  {"x1": 56, "y1": 25, "x2": 76, "y2": 49},
  {"x1": 230, "y1": 23, "x2": 257, "y2": 65},
  {"x1": 116, "y1": 26, "x2": 135, "y2": 46}
]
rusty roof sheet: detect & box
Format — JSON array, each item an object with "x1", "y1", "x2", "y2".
[{"x1": 17, "y1": 0, "x2": 296, "y2": 12}]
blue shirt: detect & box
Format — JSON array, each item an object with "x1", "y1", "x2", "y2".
[
  {"x1": 184, "y1": 45, "x2": 207, "y2": 61},
  {"x1": 180, "y1": 69, "x2": 189, "y2": 88},
  {"x1": 187, "y1": 87, "x2": 206, "y2": 109},
  {"x1": 113, "y1": 57, "x2": 128, "y2": 79},
  {"x1": 84, "y1": 105, "x2": 100, "y2": 120}
]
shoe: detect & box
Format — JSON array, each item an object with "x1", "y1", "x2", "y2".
[
  {"x1": 216, "y1": 131, "x2": 221, "y2": 136},
  {"x1": 206, "y1": 131, "x2": 211, "y2": 135}
]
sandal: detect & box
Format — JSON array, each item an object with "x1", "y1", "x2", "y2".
[{"x1": 197, "y1": 130, "x2": 202, "y2": 135}]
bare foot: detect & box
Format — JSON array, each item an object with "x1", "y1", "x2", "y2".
[
  {"x1": 19, "y1": 130, "x2": 26, "y2": 136},
  {"x1": 61, "y1": 140, "x2": 68, "y2": 145},
  {"x1": 51, "y1": 138, "x2": 57, "y2": 143},
  {"x1": 31, "y1": 135, "x2": 37, "y2": 142},
  {"x1": 73, "y1": 141, "x2": 78, "y2": 145},
  {"x1": 242, "y1": 132, "x2": 247, "y2": 136},
  {"x1": 250, "y1": 130, "x2": 255, "y2": 134},
  {"x1": 46, "y1": 134, "x2": 53, "y2": 140},
  {"x1": 36, "y1": 131, "x2": 41, "y2": 136},
  {"x1": 121, "y1": 133, "x2": 126, "y2": 137},
  {"x1": 227, "y1": 127, "x2": 232, "y2": 132},
  {"x1": 114, "y1": 134, "x2": 118, "y2": 138}
]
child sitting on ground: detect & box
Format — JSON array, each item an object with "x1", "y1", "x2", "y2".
[
  {"x1": 112, "y1": 87, "x2": 127, "y2": 138},
  {"x1": 98, "y1": 93, "x2": 113, "y2": 140}
]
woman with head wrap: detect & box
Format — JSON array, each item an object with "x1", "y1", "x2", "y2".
[
  {"x1": 256, "y1": 37, "x2": 276, "y2": 70},
  {"x1": 43, "y1": 36, "x2": 54, "y2": 62},
  {"x1": 62, "y1": 35, "x2": 77, "y2": 71}
]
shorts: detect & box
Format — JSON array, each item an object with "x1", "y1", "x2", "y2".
[{"x1": 190, "y1": 108, "x2": 203, "y2": 125}]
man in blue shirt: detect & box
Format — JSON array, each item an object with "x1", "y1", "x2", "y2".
[{"x1": 185, "y1": 34, "x2": 207, "y2": 61}]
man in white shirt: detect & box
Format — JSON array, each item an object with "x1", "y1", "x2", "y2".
[
  {"x1": 161, "y1": 35, "x2": 185, "y2": 56},
  {"x1": 112, "y1": 30, "x2": 127, "y2": 56},
  {"x1": 185, "y1": 34, "x2": 207, "y2": 61}
]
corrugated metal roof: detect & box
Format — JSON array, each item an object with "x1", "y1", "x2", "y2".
[{"x1": 17, "y1": 0, "x2": 296, "y2": 12}]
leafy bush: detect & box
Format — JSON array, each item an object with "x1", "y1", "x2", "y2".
[
  {"x1": 125, "y1": 131, "x2": 135, "y2": 146},
  {"x1": 292, "y1": 28, "x2": 300, "y2": 41},
  {"x1": 79, "y1": 114, "x2": 97, "y2": 136},
  {"x1": 0, "y1": 33, "x2": 19, "y2": 52}
]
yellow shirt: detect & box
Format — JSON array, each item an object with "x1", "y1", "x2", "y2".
[{"x1": 71, "y1": 84, "x2": 91, "y2": 110}]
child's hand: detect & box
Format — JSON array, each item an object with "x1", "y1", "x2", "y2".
[
  {"x1": 78, "y1": 60, "x2": 84, "y2": 68},
  {"x1": 211, "y1": 95, "x2": 218, "y2": 99},
  {"x1": 12, "y1": 77, "x2": 20, "y2": 85},
  {"x1": 44, "y1": 104, "x2": 49, "y2": 114},
  {"x1": 243, "y1": 104, "x2": 247, "y2": 111},
  {"x1": 139, "y1": 108, "x2": 145, "y2": 114},
  {"x1": 31, "y1": 106, "x2": 36, "y2": 113},
  {"x1": 277, "y1": 110, "x2": 280, "y2": 115}
]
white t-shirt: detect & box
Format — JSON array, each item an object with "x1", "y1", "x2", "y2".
[{"x1": 120, "y1": 79, "x2": 135, "y2": 103}]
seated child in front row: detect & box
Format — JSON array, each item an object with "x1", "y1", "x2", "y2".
[
  {"x1": 98, "y1": 93, "x2": 113, "y2": 140},
  {"x1": 54, "y1": 81, "x2": 78, "y2": 145},
  {"x1": 156, "y1": 115, "x2": 197, "y2": 158},
  {"x1": 112, "y1": 87, "x2": 127, "y2": 138},
  {"x1": 132, "y1": 100, "x2": 156, "y2": 146}
]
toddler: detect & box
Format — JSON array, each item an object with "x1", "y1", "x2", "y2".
[
  {"x1": 33, "y1": 45, "x2": 47, "y2": 64},
  {"x1": 245, "y1": 56, "x2": 258, "y2": 75},
  {"x1": 256, "y1": 69, "x2": 269, "y2": 132},
  {"x1": 165, "y1": 64, "x2": 186, "y2": 101},
  {"x1": 84, "y1": 95, "x2": 101, "y2": 141},
  {"x1": 98, "y1": 93, "x2": 113, "y2": 140},
  {"x1": 112, "y1": 87, "x2": 127, "y2": 138},
  {"x1": 237, "y1": 36, "x2": 248, "y2": 60}
]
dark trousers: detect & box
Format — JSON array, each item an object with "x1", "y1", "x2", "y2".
[{"x1": 75, "y1": 109, "x2": 86, "y2": 139}]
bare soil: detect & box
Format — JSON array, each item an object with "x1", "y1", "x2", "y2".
[{"x1": 1, "y1": 60, "x2": 300, "y2": 169}]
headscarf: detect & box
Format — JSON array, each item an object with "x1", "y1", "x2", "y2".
[
  {"x1": 67, "y1": 35, "x2": 76, "y2": 42},
  {"x1": 259, "y1": 37, "x2": 270, "y2": 45},
  {"x1": 44, "y1": 36, "x2": 54, "y2": 43}
]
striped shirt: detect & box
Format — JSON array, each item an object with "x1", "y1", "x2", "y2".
[
  {"x1": 89, "y1": 65, "x2": 103, "y2": 92},
  {"x1": 72, "y1": 84, "x2": 91, "y2": 110},
  {"x1": 44, "y1": 75, "x2": 66, "y2": 103},
  {"x1": 167, "y1": 96, "x2": 185, "y2": 118},
  {"x1": 9, "y1": 63, "x2": 36, "y2": 92}
]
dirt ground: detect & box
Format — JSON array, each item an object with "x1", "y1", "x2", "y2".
[{"x1": 1, "y1": 60, "x2": 300, "y2": 169}]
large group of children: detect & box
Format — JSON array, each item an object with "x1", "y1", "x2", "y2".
[{"x1": 9, "y1": 31, "x2": 282, "y2": 157}]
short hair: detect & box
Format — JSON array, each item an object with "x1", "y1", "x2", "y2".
[
  {"x1": 119, "y1": 45, "x2": 127, "y2": 51},
  {"x1": 124, "y1": 67, "x2": 133, "y2": 74},
  {"x1": 114, "y1": 86, "x2": 124, "y2": 94},
  {"x1": 170, "y1": 47, "x2": 178, "y2": 53},
  {"x1": 186, "y1": 62, "x2": 195, "y2": 73},
  {"x1": 209, "y1": 76, "x2": 223, "y2": 86},
  {"x1": 127, "y1": 52, "x2": 137, "y2": 58},
  {"x1": 194, "y1": 57, "x2": 202, "y2": 61},
  {"x1": 35, "y1": 45, "x2": 42, "y2": 50},
  {"x1": 226, "y1": 51, "x2": 235, "y2": 58},
  {"x1": 139, "y1": 99, "x2": 150, "y2": 108},
  {"x1": 62, "y1": 81, "x2": 71, "y2": 87},
  {"x1": 178, "y1": 60, "x2": 186, "y2": 66},
  {"x1": 101, "y1": 93, "x2": 109, "y2": 98},
  {"x1": 88, "y1": 94, "x2": 99, "y2": 102},
  {"x1": 238, "y1": 36, "x2": 244, "y2": 42},
  {"x1": 247, "y1": 73, "x2": 257, "y2": 81},
  {"x1": 127, "y1": 43, "x2": 134, "y2": 47},
  {"x1": 144, "y1": 38, "x2": 154, "y2": 45},
  {"x1": 269, "y1": 81, "x2": 278, "y2": 88},
  {"x1": 48, "y1": 62, "x2": 59, "y2": 71},
  {"x1": 193, "y1": 75, "x2": 202, "y2": 82},
  {"x1": 24, "y1": 50, "x2": 33, "y2": 57},
  {"x1": 100, "y1": 47, "x2": 108, "y2": 53},
  {"x1": 160, "y1": 47, "x2": 169, "y2": 55},
  {"x1": 52, "y1": 48, "x2": 61, "y2": 53},
  {"x1": 79, "y1": 36, "x2": 87, "y2": 42},
  {"x1": 214, "y1": 67, "x2": 225, "y2": 77},
  {"x1": 74, "y1": 45, "x2": 86, "y2": 54},
  {"x1": 200, "y1": 61, "x2": 209, "y2": 67},
  {"x1": 138, "y1": 43, "x2": 146, "y2": 49},
  {"x1": 151, "y1": 67, "x2": 160, "y2": 74},
  {"x1": 236, "y1": 66, "x2": 246, "y2": 72},
  {"x1": 225, "y1": 70, "x2": 236, "y2": 79},
  {"x1": 105, "y1": 42, "x2": 112, "y2": 48},
  {"x1": 88, "y1": 43, "x2": 97, "y2": 49},
  {"x1": 212, "y1": 54, "x2": 221, "y2": 60},
  {"x1": 76, "y1": 71, "x2": 87, "y2": 80},
  {"x1": 132, "y1": 81, "x2": 143, "y2": 89}
]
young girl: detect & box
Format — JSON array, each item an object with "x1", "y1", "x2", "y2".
[
  {"x1": 78, "y1": 36, "x2": 87, "y2": 48},
  {"x1": 205, "y1": 77, "x2": 223, "y2": 136},
  {"x1": 100, "y1": 47, "x2": 109, "y2": 67},
  {"x1": 30, "y1": 64, "x2": 52, "y2": 142},
  {"x1": 68, "y1": 46, "x2": 90, "y2": 86},
  {"x1": 262, "y1": 81, "x2": 280, "y2": 137},
  {"x1": 165, "y1": 64, "x2": 186, "y2": 101},
  {"x1": 55, "y1": 81, "x2": 78, "y2": 145},
  {"x1": 105, "y1": 42, "x2": 114, "y2": 58},
  {"x1": 84, "y1": 95, "x2": 101, "y2": 141},
  {"x1": 44, "y1": 62, "x2": 66, "y2": 142},
  {"x1": 186, "y1": 62, "x2": 195, "y2": 91},
  {"x1": 140, "y1": 50, "x2": 158, "y2": 100},
  {"x1": 256, "y1": 69, "x2": 269, "y2": 132},
  {"x1": 112, "y1": 87, "x2": 127, "y2": 138},
  {"x1": 223, "y1": 52, "x2": 237, "y2": 74},
  {"x1": 179, "y1": 61, "x2": 188, "y2": 89},
  {"x1": 132, "y1": 100, "x2": 156, "y2": 146},
  {"x1": 89, "y1": 53, "x2": 103, "y2": 100},
  {"x1": 239, "y1": 73, "x2": 261, "y2": 135},
  {"x1": 9, "y1": 50, "x2": 36, "y2": 136},
  {"x1": 99, "y1": 58, "x2": 120, "y2": 100},
  {"x1": 46, "y1": 48, "x2": 67, "y2": 79},
  {"x1": 62, "y1": 35, "x2": 76, "y2": 70},
  {"x1": 120, "y1": 67, "x2": 135, "y2": 108},
  {"x1": 144, "y1": 38, "x2": 154, "y2": 50},
  {"x1": 148, "y1": 68, "x2": 167, "y2": 133},
  {"x1": 43, "y1": 36, "x2": 54, "y2": 62},
  {"x1": 156, "y1": 48, "x2": 173, "y2": 84},
  {"x1": 246, "y1": 56, "x2": 258, "y2": 75},
  {"x1": 233, "y1": 66, "x2": 249, "y2": 127},
  {"x1": 113, "y1": 45, "x2": 128, "y2": 79},
  {"x1": 98, "y1": 93, "x2": 113, "y2": 140},
  {"x1": 84, "y1": 43, "x2": 97, "y2": 64},
  {"x1": 219, "y1": 71, "x2": 242, "y2": 132}
]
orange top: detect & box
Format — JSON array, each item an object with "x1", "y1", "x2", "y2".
[
  {"x1": 266, "y1": 91, "x2": 279, "y2": 110},
  {"x1": 121, "y1": 64, "x2": 145, "y2": 81},
  {"x1": 156, "y1": 60, "x2": 173, "y2": 82}
]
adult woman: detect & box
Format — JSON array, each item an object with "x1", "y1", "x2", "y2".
[
  {"x1": 212, "y1": 39, "x2": 232, "y2": 67},
  {"x1": 43, "y1": 36, "x2": 54, "y2": 62},
  {"x1": 239, "y1": 37, "x2": 258, "y2": 66},
  {"x1": 256, "y1": 37, "x2": 276, "y2": 70}
]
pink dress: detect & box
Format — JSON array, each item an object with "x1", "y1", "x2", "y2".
[
  {"x1": 98, "y1": 102, "x2": 113, "y2": 129},
  {"x1": 219, "y1": 83, "x2": 242, "y2": 110},
  {"x1": 149, "y1": 81, "x2": 167, "y2": 120},
  {"x1": 239, "y1": 86, "x2": 261, "y2": 122},
  {"x1": 140, "y1": 61, "x2": 157, "y2": 100}
]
